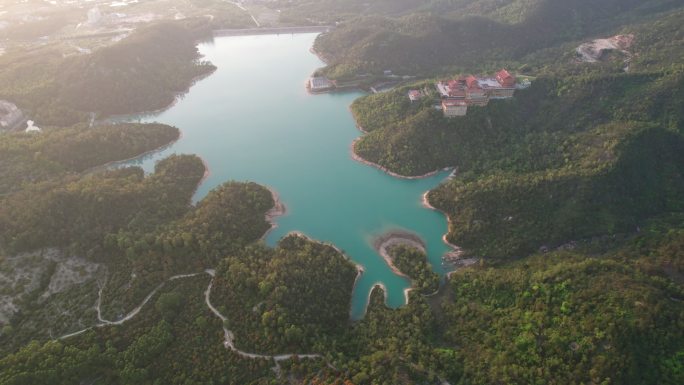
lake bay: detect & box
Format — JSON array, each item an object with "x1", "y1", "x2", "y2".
[{"x1": 124, "y1": 33, "x2": 452, "y2": 319}]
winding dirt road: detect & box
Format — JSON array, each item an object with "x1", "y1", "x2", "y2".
[{"x1": 58, "y1": 269, "x2": 322, "y2": 370}]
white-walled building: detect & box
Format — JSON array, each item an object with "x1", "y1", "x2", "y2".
[{"x1": 25, "y1": 120, "x2": 41, "y2": 133}]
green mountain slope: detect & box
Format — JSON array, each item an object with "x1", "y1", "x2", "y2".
[
  {"x1": 350, "y1": 7, "x2": 684, "y2": 257},
  {"x1": 314, "y1": 0, "x2": 682, "y2": 78},
  {"x1": 0, "y1": 22, "x2": 215, "y2": 126}
]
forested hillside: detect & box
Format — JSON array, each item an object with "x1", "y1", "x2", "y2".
[
  {"x1": 0, "y1": 22, "x2": 214, "y2": 126},
  {"x1": 1, "y1": 217, "x2": 682, "y2": 384},
  {"x1": 387, "y1": 245, "x2": 440, "y2": 294},
  {"x1": 0, "y1": 116, "x2": 278, "y2": 356},
  {"x1": 0, "y1": 154, "x2": 205, "y2": 255},
  {"x1": 211, "y1": 234, "x2": 358, "y2": 354},
  {"x1": 350, "y1": 6, "x2": 684, "y2": 258},
  {"x1": 439, "y1": 227, "x2": 684, "y2": 384},
  {"x1": 0, "y1": 123, "x2": 179, "y2": 195},
  {"x1": 57, "y1": 22, "x2": 215, "y2": 117},
  {"x1": 314, "y1": 0, "x2": 682, "y2": 78}
]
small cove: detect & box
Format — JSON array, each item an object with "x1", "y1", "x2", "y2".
[{"x1": 121, "y1": 33, "x2": 452, "y2": 319}]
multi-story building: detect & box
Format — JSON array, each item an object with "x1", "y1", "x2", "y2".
[
  {"x1": 442, "y1": 99, "x2": 468, "y2": 117},
  {"x1": 436, "y1": 69, "x2": 519, "y2": 117},
  {"x1": 496, "y1": 69, "x2": 516, "y2": 88},
  {"x1": 477, "y1": 78, "x2": 516, "y2": 99},
  {"x1": 465, "y1": 76, "x2": 488, "y2": 106},
  {"x1": 308, "y1": 77, "x2": 334, "y2": 93}
]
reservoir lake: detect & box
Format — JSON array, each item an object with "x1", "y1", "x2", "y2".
[{"x1": 123, "y1": 33, "x2": 452, "y2": 319}]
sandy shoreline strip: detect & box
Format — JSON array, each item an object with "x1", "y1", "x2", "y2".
[
  {"x1": 371, "y1": 230, "x2": 444, "y2": 304},
  {"x1": 371, "y1": 230, "x2": 426, "y2": 280},
  {"x1": 354, "y1": 282, "x2": 388, "y2": 319},
  {"x1": 372, "y1": 231, "x2": 422, "y2": 306},
  {"x1": 371, "y1": 283, "x2": 388, "y2": 303}
]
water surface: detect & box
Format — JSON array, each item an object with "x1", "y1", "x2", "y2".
[{"x1": 123, "y1": 34, "x2": 451, "y2": 319}]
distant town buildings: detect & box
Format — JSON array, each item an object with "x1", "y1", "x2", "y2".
[
  {"x1": 0, "y1": 100, "x2": 25, "y2": 131},
  {"x1": 435, "y1": 69, "x2": 519, "y2": 117}
]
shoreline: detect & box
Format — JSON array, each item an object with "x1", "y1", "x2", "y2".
[
  {"x1": 308, "y1": 44, "x2": 375, "y2": 95},
  {"x1": 350, "y1": 137, "x2": 454, "y2": 180},
  {"x1": 371, "y1": 230, "x2": 427, "y2": 280},
  {"x1": 353, "y1": 282, "x2": 387, "y2": 321},
  {"x1": 98, "y1": 66, "x2": 217, "y2": 125},
  {"x1": 309, "y1": 46, "x2": 331, "y2": 65},
  {"x1": 349, "y1": 264, "x2": 366, "y2": 319},
  {"x1": 370, "y1": 231, "x2": 443, "y2": 305},
  {"x1": 261, "y1": 186, "x2": 287, "y2": 241},
  {"x1": 420, "y1": 191, "x2": 467, "y2": 258},
  {"x1": 284, "y1": 231, "x2": 347, "y2": 257},
  {"x1": 282, "y1": 231, "x2": 369, "y2": 322},
  {"x1": 81, "y1": 128, "x2": 182, "y2": 176},
  {"x1": 196, "y1": 156, "x2": 212, "y2": 194},
  {"x1": 422, "y1": 191, "x2": 480, "y2": 275},
  {"x1": 404, "y1": 287, "x2": 413, "y2": 305},
  {"x1": 346, "y1": 105, "x2": 472, "y2": 281},
  {"x1": 310, "y1": 42, "x2": 455, "y2": 180},
  {"x1": 97, "y1": 33, "x2": 463, "y2": 320},
  {"x1": 86, "y1": 60, "x2": 219, "y2": 177},
  {"x1": 347, "y1": 108, "x2": 455, "y2": 180}
]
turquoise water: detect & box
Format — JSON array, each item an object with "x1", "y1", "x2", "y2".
[{"x1": 123, "y1": 33, "x2": 451, "y2": 319}]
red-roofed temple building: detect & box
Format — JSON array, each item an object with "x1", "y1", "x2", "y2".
[
  {"x1": 435, "y1": 68, "x2": 520, "y2": 117},
  {"x1": 496, "y1": 69, "x2": 516, "y2": 88}
]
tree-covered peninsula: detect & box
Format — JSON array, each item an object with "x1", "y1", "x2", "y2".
[{"x1": 387, "y1": 244, "x2": 440, "y2": 295}]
